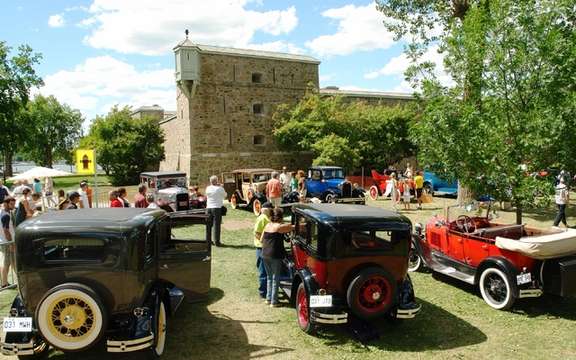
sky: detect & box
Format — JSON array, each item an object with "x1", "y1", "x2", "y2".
[{"x1": 0, "y1": 0, "x2": 445, "y2": 124}]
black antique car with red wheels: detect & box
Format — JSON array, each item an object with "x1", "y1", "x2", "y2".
[
  {"x1": 1, "y1": 208, "x2": 212, "y2": 358},
  {"x1": 280, "y1": 204, "x2": 420, "y2": 334}
]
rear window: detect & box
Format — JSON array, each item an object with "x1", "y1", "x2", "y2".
[
  {"x1": 43, "y1": 238, "x2": 108, "y2": 263},
  {"x1": 345, "y1": 230, "x2": 408, "y2": 253}
]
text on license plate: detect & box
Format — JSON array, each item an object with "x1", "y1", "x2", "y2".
[
  {"x1": 516, "y1": 273, "x2": 532, "y2": 285},
  {"x1": 309, "y1": 295, "x2": 332, "y2": 308},
  {"x1": 2, "y1": 317, "x2": 32, "y2": 332}
]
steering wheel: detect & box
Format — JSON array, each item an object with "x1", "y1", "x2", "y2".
[{"x1": 456, "y1": 215, "x2": 476, "y2": 233}]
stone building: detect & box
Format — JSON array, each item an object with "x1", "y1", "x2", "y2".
[
  {"x1": 159, "y1": 38, "x2": 319, "y2": 184},
  {"x1": 319, "y1": 86, "x2": 414, "y2": 106}
]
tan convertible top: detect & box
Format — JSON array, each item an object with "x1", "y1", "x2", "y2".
[{"x1": 496, "y1": 228, "x2": 576, "y2": 260}]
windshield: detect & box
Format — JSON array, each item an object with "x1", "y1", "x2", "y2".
[
  {"x1": 322, "y1": 168, "x2": 344, "y2": 179},
  {"x1": 157, "y1": 177, "x2": 187, "y2": 189},
  {"x1": 252, "y1": 173, "x2": 271, "y2": 183}
]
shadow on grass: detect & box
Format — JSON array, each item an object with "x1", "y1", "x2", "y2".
[
  {"x1": 218, "y1": 243, "x2": 255, "y2": 250},
  {"x1": 429, "y1": 271, "x2": 576, "y2": 321},
  {"x1": 48, "y1": 288, "x2": 294, "y2": 360},
  {"x1": 314, "y1": 298, "x2": 486, "y2": 351}
]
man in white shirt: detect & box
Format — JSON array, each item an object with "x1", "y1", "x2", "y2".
[
  {"x1": 553, "y1": 177, "x2": 569, "y2": 228},
  {"x1": 205, "y1": 175, "x2": 227, "y2": 246},
  {"x1": 78, "y1": 181, "x2": 90, "y2": 209},
  {"x1": 279, "y1": 166, "x2": 292, "y2": 194}
]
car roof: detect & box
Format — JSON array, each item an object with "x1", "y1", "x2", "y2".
[
  {"x1": 18, "y1": 208, "x2": 166, "y2": 235},
  {"x1": 309, "y1": 166, "x2": 343, "y2": 170},
  {"x1": 141, "y1": 171, "x2": 187, "y2": 177},
  {"x1": 232, "y1": 168, "x2": 275, "y2": 174},
  {"x1": 293, "y1": 204, "x2": 411, "y2": 230}
]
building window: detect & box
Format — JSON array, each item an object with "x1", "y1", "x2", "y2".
[
  {"x1": 252, "y1": 72, "x2": 262, "y2": 83},
  {"x1": 252, "y1": 103, "x2": 263, "y2": 115},
  {"x1": 253, "y1": 135, "x2": 265, "y2": 145}
]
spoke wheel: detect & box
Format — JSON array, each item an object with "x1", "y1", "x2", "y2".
[
  {"x1": 369, "y1": 186, "x2": 379, "y2": 201},
  {"x1": 151, "y1": 301, "x2": 167, "y2": 357},
  {"x1": 37, "y1": 284, "x2": 106, "y2": 352},
  {"x1": 295, "y1": 283, "x2": 314, "y2": 334},
  {"x1": 347, "y1": 268, "x2": 397, "y2": 319},
  {"x1": 408, "y1": 247, "x2": 422, "y2": 272},
  {"x1": 479, "y1": 267, "x2": 517, "y2": 310},
  {"x1": 325, "y1": 193, "x2": 337, "y2": 203}
]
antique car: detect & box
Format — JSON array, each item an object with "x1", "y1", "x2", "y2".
[
  {"x1": 367, "y1": 169, "x2": 415, "y2": 201},
  {"x1": 1, "y1": 208, "x2": 212, "y2": 357},
  {"x1": 411, "y1": 206, "x2": 576, "y2": 310},
  {"x1": 140, "y1": 171, "x2": 190, "y2": 211},
  {"x1": 281, "y1": 204, "x2": 420, "y2": 334},
  {"x1": 222, "y1": 168, "x2": 273, "y2": 215},
  {"x1": 305, "y1": 166, "x2": 365, "y2": 204},
  {"x1": 423, "y1": 171, "x2": 458, "y2": 196}
]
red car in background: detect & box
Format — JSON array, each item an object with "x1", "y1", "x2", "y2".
[{"x1": 411, "y1": 206, "x2": 576, "y2": 310}]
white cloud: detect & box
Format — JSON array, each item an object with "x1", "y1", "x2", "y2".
[
  {"x1": 48, "y1": 14, "x2": 65, "y2": 28},
  {"x1": 81, "y1": 0, "x2": 298, "y2": 55},
  {"x1": 364, "y1": 45, "x2": 454, "y2": 89},
  {"x1": 39, "y1": 56, "x2": 175, "y2": 122},
  {"x1": 305, "y1": 2, "x2": 395, "y2": 57}
]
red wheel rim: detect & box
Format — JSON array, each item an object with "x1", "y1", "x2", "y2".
[
  {"x1": 356, "y1": 275, "x2": 392, "y2": 314},
  {"x1": 369, "y1": 186, "x2": 378, "y2": 200},
  {"x1": 297, "y1": 286, "x2": 309, "y2": 329}
]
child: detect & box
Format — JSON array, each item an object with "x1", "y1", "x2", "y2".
[{"x1": 402, "y1": 179, "x2": 411, "y2": 209}]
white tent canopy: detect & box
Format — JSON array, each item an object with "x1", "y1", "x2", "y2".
[{"x1": 8, "y1": 167, "x2": 73, "y2": 181}]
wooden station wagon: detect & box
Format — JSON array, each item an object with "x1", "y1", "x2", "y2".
[
  {"x1": 222, "y1": 168, "x2": 273, "y2": 215},
  {"x1": 0, "y1": 208, "x2": 211, "y2": 358}
]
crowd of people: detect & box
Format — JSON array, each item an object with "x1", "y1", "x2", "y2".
[{"x1": 380, "y1": 164, "x2": 426, "y2": 210}]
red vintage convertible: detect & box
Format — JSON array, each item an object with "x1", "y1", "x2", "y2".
[{"x1": 411, "y1": 206, "x2": 576, "y2": 310}]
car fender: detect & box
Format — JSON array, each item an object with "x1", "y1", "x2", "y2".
[
  {"x1": 475, "y1": 256, "x2": 519, "y2": 286},
  {"x1": 290, "y1": 268, "x2": 319, "y2": 305},
  {"x1": 321, "y1": 190, "x2": 338, "y2": 201}
]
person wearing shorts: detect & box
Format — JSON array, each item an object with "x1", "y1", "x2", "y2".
[{"x1": 414, "y1": 171, "x2": 424, "y2": 210}]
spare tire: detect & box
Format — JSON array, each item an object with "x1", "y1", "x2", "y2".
[
  {"x1": 346, "y1": 267, "x2": 397, "y2": 320},
  {"x1": 36, "y1": 283, "x2": 107, "y2": 352}
]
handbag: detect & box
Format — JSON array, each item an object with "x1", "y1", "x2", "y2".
[{"x1": 221, "y1": 205, "x2": 228, "y2": 216}]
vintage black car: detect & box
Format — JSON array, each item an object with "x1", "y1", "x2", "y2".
[
  {"x1": 1, "y1": 208, "x2": 211, "y2": 358},
  {"x1": 281, "y1": 204, "x2": 420, "y2": 334},
  {"x1": 140, "y1": 171, "x2": 190, "y2": 211}
]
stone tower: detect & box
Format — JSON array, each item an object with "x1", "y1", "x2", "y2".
[{"x1": 160, "y1": 37, "x2": 320, "y2": 184}]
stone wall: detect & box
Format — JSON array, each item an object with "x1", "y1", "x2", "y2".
[{"x1": 160, "y1": 50, "x2": 319, "y2": 183}]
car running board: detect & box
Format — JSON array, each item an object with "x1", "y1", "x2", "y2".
[
  {"x1": 279, "y1": 281, "x2": 292, "y2": 298},
  {"x1": 434, "y1": 266, "x2": 475, "y2": 285}
]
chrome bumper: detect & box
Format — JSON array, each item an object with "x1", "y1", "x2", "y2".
[
  {"x1": 107, "y1": 333, "x2": 153, "y2": 353},
  {"x1": 519, "y1": 289, "x2": 543, "y2": 298},
  {"x1": 396, "y1": 304, "x2": 422, "y2": 319},
  {"x1": 0, "y1": 338, "x2": 42, "y2": 356},
  {"x1": 311, "y1": 310, "x2": 348, "y2": 324}
]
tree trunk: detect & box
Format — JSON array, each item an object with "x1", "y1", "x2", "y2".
[
  {"x1": 46, "y1": 150, "x2": 53, "y2": 168},
  {"x1": 3, "y1": 151, "x2": 13, "y2": 178},
  {"x1": 515, "y1": 205, "x2": 522, "y2": 225}
]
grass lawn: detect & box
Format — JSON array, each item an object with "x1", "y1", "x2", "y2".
[{"x1": 0, "y1": 197, "x2": 575, "y2": 359}]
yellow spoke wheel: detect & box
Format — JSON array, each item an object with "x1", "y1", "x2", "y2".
[{"x1": 37, "y1": 284, "x2": 106, "y2": 352}]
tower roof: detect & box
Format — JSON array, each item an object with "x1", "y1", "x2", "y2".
[{"x1": 174, "y1": 40, "x2": 320, "y2": 64}]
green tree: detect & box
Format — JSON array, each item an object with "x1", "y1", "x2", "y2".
[
  {"x1": 383, "y1": 0, "x2": 576, "y2": 223},
  {"x1": 0, "y1": 42, "x2": 43, "y2": 177},
  {"x1": 20, "y1": 95, "x2": 83, "y2": 167},
  {"x1": 80, "y1": 106, "x2": 165, "y2": 185},
  {"x1": 273, "y1": 92, "x2": 416, "y2": 171}
]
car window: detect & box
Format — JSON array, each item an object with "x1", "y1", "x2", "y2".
[
  {"x1": 253, "y1": 173, "x2": 269, "y2": 182},
  {"x1": 350, "y1": 230, "x2": 403, "y2": 250},
  {"x1": 309, "y1": 221, "x2": 319, "y2": 251},
  {"x1": 171, "y1": 222, "x2": 206, "y2": 242},
  {"x1": 311, "y1": 170, "x2": 322, "y2": 180},
  {"x1": 323, "y1": 169, "x2": 344, "y2": 179},
  {"x1": 295, "y1": 215, "x2": 308, "y2": 238},
  {"x1": 242, "y1": 173, "x2": 251, "y2": 182},
  {"x1": 43, "y1": 238, "x2": 108, "y2": 262}
]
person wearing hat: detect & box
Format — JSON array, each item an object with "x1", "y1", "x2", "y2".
[
  {"x1": 65, "y1": 192, "x2": 81, "y2": 210},
  {"x1": 253, "y1": 202, "x2": 273, "y2": 299}
]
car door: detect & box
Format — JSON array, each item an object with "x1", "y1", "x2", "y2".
[
  {"x1": 157, "y1": 212, "x2": 212, "y2": 302},
  {"x1": 305, "y1": 169, "x2": 324, "y2": 197}
]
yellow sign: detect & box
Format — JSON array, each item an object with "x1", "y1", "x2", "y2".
[{"x1": 76, "y1": 149, "x2": 95, "y2": 175}]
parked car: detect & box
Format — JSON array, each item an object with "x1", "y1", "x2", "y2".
[
  {"x1": 281, "y1": 204, "x2": 420, "y2": 334},
  {"x1": 222, "y1": 169, "x2": 273, "y2": 216},
  {"x1": 305, "y1": 166, "x2": 365, "y2": 204},
  {"x1": 411, "y1": 206, "x2": 576, "y2": 310},
  {"x1": 140, "y1": 171, "x2": 190, "y2": 210},
  {"x1": 1, "y1": 208, "x2": 212, "y2": 357},
  {"x1": 423, "y1": 171, "x2": 458, "y2": 196}
]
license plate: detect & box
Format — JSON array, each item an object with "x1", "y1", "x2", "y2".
[
  {"x1": 517, "y1": 273, "x2": 532, "y2": 285},
  {"x1": 309, "y1": 295, "x2": 332, "y2": 308},
  {"x1": 2, "y1": 317, "x2": 32, "y2": 332}
]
